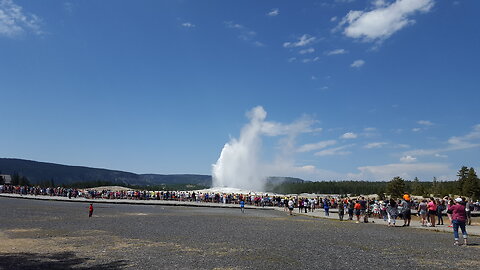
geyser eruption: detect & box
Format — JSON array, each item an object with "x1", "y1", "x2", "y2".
[{"x1": 212, "y1": 106, "x2": 268, "y2": 191}]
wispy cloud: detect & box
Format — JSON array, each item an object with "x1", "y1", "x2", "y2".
[
  {"x1": 335, "y1": 0, "x2": 434, "y2": 43},
  {"x1": 400, "y1": 155, "x2": 417, "y2": 163},
  {"x1": 267, "y1": 8, "x2": 279, "y2": 17},
  {"x1": 341, "y1": 132, "x2": 358, "y2": 139},
  {"x1": 302, "y1": 57, "x2": 320, "y2": 63},
  {"x1": 299, "y1": 48, "x2": 315, "y2": 54},
  {"x1": 298, "y1": 140, "x2": 337, "y2": 153},
  {"x1": 0, "y1": 0, "x2": 43, "y2": 37},
  {"x1": 364, "y1": 142, "x2": 387, "y2": 149},
  {"x1": 326, "y1": 49, "x2": 347, "y2": 55},
  {"x1": 225, "y1": 21, "x2": 264, "y2": 47},
  {"x1": 405, "y1": 124, "x2": 480, "y2": 156},
  {"x1": 417, "y1": 120, "x2": 434, "y2": 126},
  {"x1": 350, "y1": 59, "x2": 365, "y2": 68},
  {"x1": 315, "y1": 144, "x2": 354, "y2": 156},
  {"x1": 181, "y1": 22, "x2": 196, "y2": 28},
  {"x1": 348, "y1": 162, "x2": 451, "y2": 181},
  {"x1": 283, "y1": 34, "x2": 316, "y2": 48}
]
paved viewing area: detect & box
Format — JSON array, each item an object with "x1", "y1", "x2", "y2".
[
  {"x1": 2, "y1": 193, "x2": 479, "y2": 237},
  {"x1": 0, "y1": 196, "x2": 479, "y2": 269}
]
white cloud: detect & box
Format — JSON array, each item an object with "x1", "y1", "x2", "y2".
[
  {"x1": 412, "y1": 128, "x2": 421, "y2": 132},
  {"x1": 225, "y1": 21, "x2": 264, "y2": 47},
  {"x1": 435, "y1": 153, "x2": 448, "y2": 158},
  {"x1": 299, "y1": 48, "x2": 315, "y2": 54},
  {"x1": 267, "y1": 8, "x2": 279, "y2": 17},
  {"x1": 326, "y1": 49, "x2": 348, "y2": 55},
  {"x1": 0, "y1": 0, "x2": 43, "y2": 37},
  {"x1": 287, "y1": 57, "x2": 297, "y2": 63},
  {"x1": 336, "y1": 0, "x2": 434, "y2": 42},
  {"x1": 181, "y1": 22, "x2": 196, "y2": 28},
  {"x1": 302, "y1": 57, "x2": 320, "y2": 63},
  {"x1": 330, "y1": 16, "x2": 338, "y2": 22},
  {"x1": 400, "y1": 155, "x2": 417, "y2": 163},
  {"x1": 372, "y1": 0, "x2": 388, "y2": 8},
  {"x1": 405, "y1": 124, "x2": 480, "y2": 156},
  {"x1": 418, "y1": 120, "x2": 434, "y2": 126},
  {"x1": 311, "y1": 75, "x2": 317, "y2": 80},
  {"x1": 315, "y1": 144, "x2": 353, "y2": 157},
  {"x1": 341, "y1": 132, "x2": 357, "y2": 139},
  {"x1": 283, "y1": 34, "x2": 316, "y2": 48},
  {"x1": 298, "y1": 140, "x2": 337, "y2": 153},
  {"x1": 350, "y1": 59, "x2": 365, "y2": 68},
  {"x1": 348, "y1": 162, "x2": 451, "y2": 181},
  {"x1": 364, "y1": 142, "x2": 387, "y2": 149}
]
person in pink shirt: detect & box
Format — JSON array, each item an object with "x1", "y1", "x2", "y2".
[
  {"x1": 427, "y1": 197, "x2": 437, "y2": 227},
  {"x1": 449, "y1": 197, "x2": 468, "y2": 246}
]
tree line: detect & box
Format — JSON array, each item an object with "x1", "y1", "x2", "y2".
[{"x1": 270, "y1": 166, "x2": 480, "y2": 200}]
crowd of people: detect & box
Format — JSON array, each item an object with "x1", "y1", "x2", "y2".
[{"x1": 1, "y1": 184, "x2": 477, "y2": 245}]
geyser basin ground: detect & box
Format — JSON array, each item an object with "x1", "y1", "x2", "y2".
[{"x1": 1, "y1": 197, "x2": 479, "y2": 269}]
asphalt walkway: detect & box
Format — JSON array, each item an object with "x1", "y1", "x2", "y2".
[{"x1": 1, "y1": 193, "x2": 479, "y2": 236}]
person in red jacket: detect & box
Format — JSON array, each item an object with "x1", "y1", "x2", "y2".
[
  {"x1": 449, "y1": 198, "x2": 468, "y2": 246},
  {"x1": 89, "y1": 203, "x2": 94, "y2": 218}
]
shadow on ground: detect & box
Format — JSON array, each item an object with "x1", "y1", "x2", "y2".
[{"x1": 0, "y1": 251, "x2": 128, "y2": 270}]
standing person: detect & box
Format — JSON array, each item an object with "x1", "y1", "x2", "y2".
[
  {"x1": 427, "y1": 197, "x2": 437, "y2": 227},
  {"x1": 354, "y1": 200, "x2": 362, "y2": 223},
  {"x1": 348, "y1": 199, "x2": 355, "y2": 220},
  {"x1": 446, "y1": 198, "x2": 455, "y2": 227},
  {"x1": 240, "y1": 200, "x2": 245, "y2": 213},
  {"x1": 338, "y1": 200, "x2": 345, "y2": 221},
  {"x1": 450, "y1": 198, "x2": 468, "y2": 246},
  {"x1": 380, "y1": 200, "x2": 388, "y2": 222},
  {"x1": 466, "y1": 200, "x2": 473, "y2": 226},
  {"x1": 400, "y1": 194, "x2": 412, "y2": 227},
  {"x1": 323, "y1": 198, "x2": 330, "y2": 216},
  {"x1": 288, "y1": 199, "x2": 294, "y2": 216},
  {"x1": 88, "y1": 203, "x2": 94, "y2": 218},
  {"x1": 436, "y1": 199, "x2": 445, "y2": 226},
  {"x1": 359, "y1": 197, "x2": 367, "y2": 223},
  {"x1": 298, "y1": 198, "x2": 303, "y2": 213},
  {"x1": 387, "y1": 199, "x2": 398, "y2": 227},
  {"x1": 418, "y1": 199, "x2": 428, "y2": 227}
]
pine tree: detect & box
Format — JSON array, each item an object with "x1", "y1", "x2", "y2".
[
  {"x1": 386, "y1": 176, "x2": 406, "y2": 199},
  {"x1": 412, "y1": 177, "x2": 424, "y2": 195},
  {"x1": 462, "y1": 167, "x2": 480, "y2": 200},
  {"x1": 457, "y1": 166, "x2": 469, "y2": 194}
]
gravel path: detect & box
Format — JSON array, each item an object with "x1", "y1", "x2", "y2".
[{"x1": 0, "y1": 197, "x2": 478, "y2": 269}]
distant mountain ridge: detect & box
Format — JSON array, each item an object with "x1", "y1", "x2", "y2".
[{"x1": 0, "y1": 158, "x2": 305, "y2": 187}]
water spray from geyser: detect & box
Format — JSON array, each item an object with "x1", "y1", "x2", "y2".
[{"x1": 212, "y1": 106, "x2": 268, "y2": 192}]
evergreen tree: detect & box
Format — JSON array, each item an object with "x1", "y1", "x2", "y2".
[
  {"x1": 11, "y1": 172, "x2": 20, "y2": 186},
  {"x1": 386, "y1": 176, "x2": 406, "y2": 199},
  {"x1": 462, "y1": 167, "x2": 480, "y2": 199},
  {"x1": 19, "y1": 176, "x2": 30, "y2": 186},
  {"x1": 457, "y1": 166, "x2": 469, "y2": 194},
  {"x1": 412, "y1": 177, "x2": 424, "y2": 195}
]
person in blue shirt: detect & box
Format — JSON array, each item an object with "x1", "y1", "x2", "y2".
[{"x1": 240, "y1": 200, "x2": 245, "y2": 213}]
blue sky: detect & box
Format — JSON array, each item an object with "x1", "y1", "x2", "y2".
[{"x1": 1, "y1": 0, "x2": 479, "y2": 181}]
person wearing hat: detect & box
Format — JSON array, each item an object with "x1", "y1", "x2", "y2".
[
  {"x1": 400, "y1": 194, "x2": 412, "y2": 226},
  {"x1": 448, "y1": 197, "x2": 468, "y2": 246}
]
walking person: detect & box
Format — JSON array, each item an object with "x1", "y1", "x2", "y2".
[
  {"x1": 240, "y1": 200, "x2": 245, "y2": 213},
  {"x1": 387, "y1": 199, "x2": 398, "y2": 227},
  {"x1": 288, "y1": 199, "x2": 294, "y2": 216},
  {"x1": 88, "y1": 203, "x2": 94, "y2": 218},
  {"x1": 449, "y1": 198, "x2": 468, "y2": 246}
]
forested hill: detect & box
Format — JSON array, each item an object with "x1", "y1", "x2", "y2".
[
  {"x1": 0, "y1": 158, "x2": 212, "y2": 186},
  {"x1": 0, "y1": 158, "x2": 305, "y2": 187}
]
